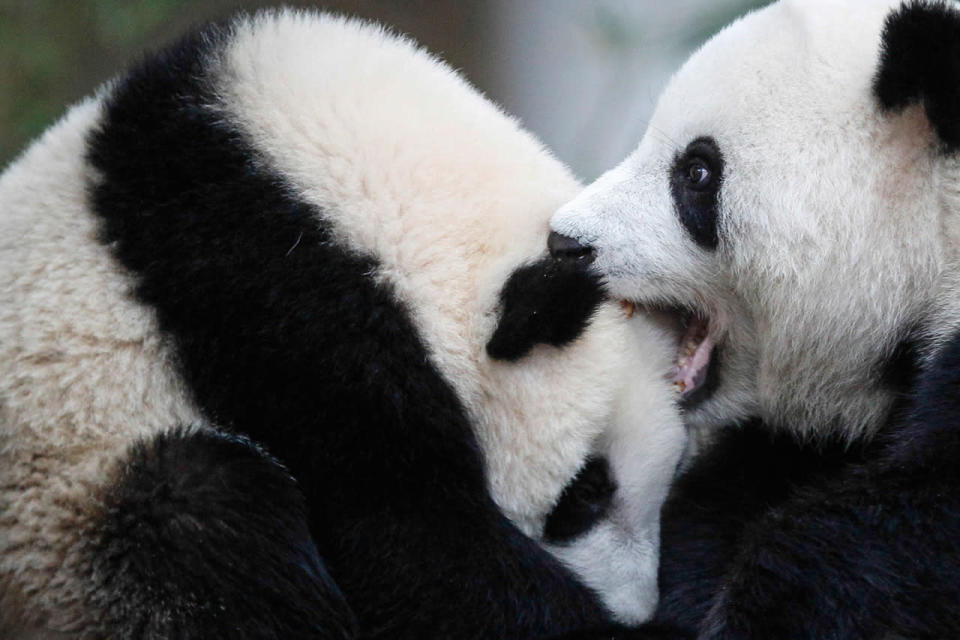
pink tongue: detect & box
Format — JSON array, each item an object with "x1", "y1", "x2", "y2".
[{"x1": 673, "y1": 318, "x2": 714, "y2": 396}]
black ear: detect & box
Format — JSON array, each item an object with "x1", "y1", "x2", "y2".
[
  {"x1": 874, "y1": 0, "x2": 960, "y2": 153},
  {"x1": 486, "y1": 257, "x2": 606, "y2": 361}
]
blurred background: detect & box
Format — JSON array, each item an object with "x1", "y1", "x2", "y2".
[{"x1": 0, "y1": 0, "x2": 765, "y2": 180}]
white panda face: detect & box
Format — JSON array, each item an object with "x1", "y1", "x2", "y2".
[
  {"x1": 552, "y1": 0, "x2": 947, "y2": 437},
  {"x1": 485, "y1": 272, "x2": 687, "y2": 623},
  {"x1": 539, "y1": 310, "x2": 688, "y2": 623}
]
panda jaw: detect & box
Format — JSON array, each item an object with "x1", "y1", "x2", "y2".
[{"x1": 621, "y1": 301, "x2": 715, "y2": 400}]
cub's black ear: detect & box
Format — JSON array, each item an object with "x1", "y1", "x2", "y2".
[
  {"x1": 874, "y1": 0, "x2": 960, "y2": 152},
  {"x1": 486, "y1": 257, "x2": 606, "y2": 361}
]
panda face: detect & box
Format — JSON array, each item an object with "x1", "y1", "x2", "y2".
[
  {"x1": 551, "y1": 0, "x2": 948, "y2": 437},
  {"x1": 485, "y1": 258, "x2": 687, "y2": 623}
]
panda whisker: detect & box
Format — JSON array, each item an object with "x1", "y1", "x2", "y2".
[
  {"x1": 285, "y1": 232, "x2": 304, "y2": 256},
  {"x1": 647, "y1": 124, "x2": 681, "y2": 149}
]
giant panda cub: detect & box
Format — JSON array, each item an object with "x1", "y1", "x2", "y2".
[
  {"x1": 550, "y1": 0, "x2": 960, "y2": 638},
  {"x1": 0, "y1": 10, "x2": 686, "y2": 640}
]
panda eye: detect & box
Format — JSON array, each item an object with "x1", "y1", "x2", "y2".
[
  {"x1": 670, "y1": 137, "x2": 724, "y2": 250},
  {"x1": 685, "y1": 160, "x2": 712, "y2": 189}
]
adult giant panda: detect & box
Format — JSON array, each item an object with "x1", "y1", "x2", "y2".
[
  {"x1": 0, "y1": 11, "x2": 686, "y2": 640},
  {"x1": 550, "y1": 0, "x2": 960, "y2": 638}
]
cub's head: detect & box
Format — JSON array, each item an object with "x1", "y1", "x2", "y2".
[
  {"x1": 485, "y1": 254, "x2": 685, "y2": 622},
  {"x1": 551, "y1": 0, "x2": 960, "y2": 438},
  {"x1": 208, "y1": 12, "x2": 685, "y2": 622}
]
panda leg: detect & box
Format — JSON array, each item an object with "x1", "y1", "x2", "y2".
[{"x1": 88, "y1": 427, "x2": 356, "y2": 640}]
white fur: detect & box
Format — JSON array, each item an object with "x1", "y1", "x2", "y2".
[
  {"x1": 547, "y1": 317, "x2": 684, "y2": 624},
  {"x1": 553, "y1": 0, "x2": 955, "y2": 439},
  {"x1": 0, "y1": 99, "x2": 203, "y2": 634},
  {"x1": 0, "y1": 12, "x2": 685, "y2": 631},
  {"x1": 218, "y1": 8, "x2": 683, "y2": 541}
]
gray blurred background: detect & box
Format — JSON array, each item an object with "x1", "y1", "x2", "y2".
[{"x1": 0, "y1": 0, "x2": 765, "y2": 180}]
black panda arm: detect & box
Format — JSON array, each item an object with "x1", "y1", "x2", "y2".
[
  {"x1": 650, "y1": 421, "x2": 863, "y2": 636},
  {"x1": 91, "y1": 427, "x2": 357, "y2": 640},
  {"x1": 697, "y1": 466, "x2": 960, "y2": 640},
  {"x1": 320, "y1": 502, "x2": 612, "y2": 640},
  {"x1": 696, "y1": 331, "x2": 960, "y2": 640}
]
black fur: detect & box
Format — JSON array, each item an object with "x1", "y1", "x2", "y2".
[
  {"x1": 550, "y1": 621, "x2": 690, "y2": 640},
  {"x1": 874, "y1": 0, "x2": 960, "y2": 153},
  {"x1": 885, "y1": 327, "x2": 960, "y2": 467},
  {"x1": 880, "y1": 330, "x2": 922, "y2": 396},
  {"x1": 548, "y1": 230, "x2": 597, "y2": 263},
  {"x1": 91, "y1": 428, "x2": 356, "y2": 640},
  {"x1": 670, "y1": 137, "x2": 724, "y2": 250},
  {"x1": 649, "y1": 422, "x2": 879, "y2": 638},
  {"x1": 487, "y1": 257, "x2": 606, "y2": 361},
  {"x1": 87, "y1": 23, "x2": 611, "y2": 640},
  {"x1": 544, "y1": 457, "x2": 616, "y2": 544},
  {"x1": 580, "y1": 331, "x2": 960, "y2": 639}
]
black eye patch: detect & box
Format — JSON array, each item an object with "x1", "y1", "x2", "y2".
[
  {"x1": 486, "y1": 256, "x2": 605, "y2": 361},
  {"x1": 543, "y1": 457, "x2": 616, "y2": 543},
  {"x1": 670, "y1": 136, "x2": 724, "y2": 250}
]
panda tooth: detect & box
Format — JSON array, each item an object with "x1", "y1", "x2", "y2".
[{"x1": 620, "y1": 300, "x2": 636, "y2": 317}]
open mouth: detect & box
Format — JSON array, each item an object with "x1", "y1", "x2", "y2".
[{"x1": 621, "y1": 300, "x2": 717, "y2": 402}]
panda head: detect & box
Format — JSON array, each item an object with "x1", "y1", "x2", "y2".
[
  {"x1": 210, "y1": 12, "x2": 684, "y2": 621},
  {"x1": 550, "y1": 0, "x2": 960, "y2": 439}
]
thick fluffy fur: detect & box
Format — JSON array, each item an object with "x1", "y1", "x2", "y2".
[
  {"x1": 550, "y1": 0, "x2": 960, "y2": 637},
  {"x1": 0, "y1": 12, "x2": 684, "y2": 638},
  {"x1": 93, "y1": 429, "x2": 356, "y2": 639},
  {"x1": 629, "y1": 336, "x2": 960, "y2": 640},
  {"x1": 553, "y1": 0, "x2": 950, "y2": 440}
]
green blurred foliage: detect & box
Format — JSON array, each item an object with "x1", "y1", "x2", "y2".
[
  {"x1": 91, "y1": 0, "x2": 191, "y2": 45},
  {"x1": 0, "y1": 0, "x2": 482, "y2": 168},
  {"x1": 0, "y1": 0, "x2": 764, "y2": 169},
  {"x1": 0, "y1": 0, "x2": 197, "y2": 166}
]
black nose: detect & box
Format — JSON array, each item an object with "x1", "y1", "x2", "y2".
[{"x1": 548, "y1": 231, "x2": 595, "y2": 263}]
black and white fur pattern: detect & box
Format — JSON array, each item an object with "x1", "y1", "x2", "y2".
[
  {"x1": 550, "y1": 0, "x2": 960, "y2": 638},
  {"x1": 553, "y1": 0, "x2": 957, "y2": 440},
  {"x1": 0, "y1": 12, "x2": 685, "y2": 639}
]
